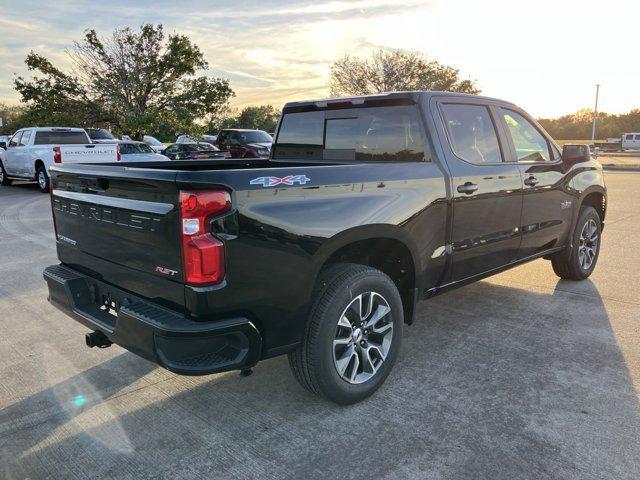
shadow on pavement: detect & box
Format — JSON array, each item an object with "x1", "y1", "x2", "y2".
[{"x1": 2, "y1": 279, "x2": 639, "y2": 480}]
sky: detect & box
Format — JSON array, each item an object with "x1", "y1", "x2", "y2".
[{"x1": 0, "y1": 0, "x2": 636, "y2": 118}]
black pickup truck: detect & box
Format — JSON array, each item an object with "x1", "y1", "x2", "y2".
[{"x1": 44, "y1": 92, "x2": 606, "y2": 404}]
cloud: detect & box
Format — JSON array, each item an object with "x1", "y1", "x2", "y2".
[{"x1": 0, "y1": 0, "x2": 637, "y2": 117}]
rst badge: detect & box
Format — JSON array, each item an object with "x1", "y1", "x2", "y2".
[
  {"x1": 250, "y1": 175, "x2": 311, "y2": 188},
  {"x1": 155, "y1": 266, "x2": 178, "y2": 276}
]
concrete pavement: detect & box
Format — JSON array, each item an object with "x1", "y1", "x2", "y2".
[{"x1": 0, "y1": 174, "x2": 638, "y2": 479}]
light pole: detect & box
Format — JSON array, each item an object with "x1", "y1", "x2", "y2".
[{"x1": 591, "y1": 84, "x2": 600, "y2": 142}]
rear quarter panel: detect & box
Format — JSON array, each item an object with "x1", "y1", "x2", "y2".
[{"x1": 177, "y1": 161, "x2": 448, "y2": 355}]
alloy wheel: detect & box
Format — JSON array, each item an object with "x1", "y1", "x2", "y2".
[
  {"x1": 578, "y1": 218, "x2": 599, "y2": 270},
  {"x1": 333, "y1": 292, "x2": 393, "y2": 384},
  {"x1": 38, "y1": 170, "x2": 47, "y2": 190}
]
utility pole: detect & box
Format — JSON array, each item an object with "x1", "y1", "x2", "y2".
[{"x1": 591, "y1": 84, "x2": 600, "y2": 142}]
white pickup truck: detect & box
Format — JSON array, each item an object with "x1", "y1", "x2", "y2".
[{"x1": 0, "y1": 127, "x2": 119, "y2": 193}]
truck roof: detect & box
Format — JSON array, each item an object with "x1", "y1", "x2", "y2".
[
  {"x1": 17, "y1": 126, "x2": 87, "y2": 132},
  {"x1": 283, "y1": 91, "x2": 516, "y2": 112}
]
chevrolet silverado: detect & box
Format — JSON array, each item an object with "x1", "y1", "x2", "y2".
[{"x1": 43, "y1": 92, "x2": 606, "y2": 404}]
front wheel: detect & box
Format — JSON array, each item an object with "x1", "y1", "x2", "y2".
[
  {"x1": 552, "y1": 206, "x2": 602, "y2": 280},
  {"x1": 289, "y1": 263, "x2": 403, "y2": 404},
  {"x1": 37, "y1": 165, "x2": 50, "y2": 193}
]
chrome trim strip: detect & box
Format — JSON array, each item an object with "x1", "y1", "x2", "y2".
[{"x1": 52, "y1": 190, "x2": 174, "y2": 215}]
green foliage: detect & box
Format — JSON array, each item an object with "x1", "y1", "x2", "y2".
[
  {"x1": 538, "y1": 109, "x2": 640, "y2": 140},
  {"x1": 209, "y1": 105, "x2": 280, "y2": 134},
  {"x1": 329, "y1": 49, "x2": 480, "y2": 97},
  {"x1": 0, "y1": 103, "x2": 28, "y2": 135},
  {"x1": 14, "y1": 24, "x2": 234, "y2": 140}
]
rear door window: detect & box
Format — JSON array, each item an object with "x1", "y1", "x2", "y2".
[
  {"x1": 501, "y1": 109, "x2": 551, "y2": 162},
  {"x1": 635, "y1": 134, "x2": 640, "y2": 141},
  {"x1": 441, "y1": 104, "x2": 503, "y2": 164}
]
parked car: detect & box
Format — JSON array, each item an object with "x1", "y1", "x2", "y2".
[
  {"x1": 216, "y1": 129, "x2": 272, "y2": 158},
  {"x1": 163, "y1": 142, "x2": 230, "y2": 160},
  {"x1": 116, "y1": 141, "x2": 170, "y2": 162},
  {"x1": 43, "y1": 92, "x2": 606, "y2": 404},
  {"x1": 142, "y1": 135, "x2": 166, "y2": 153},
  {"x1": 176, "y1": 134, "x2": 218, "y2": 145},
  {"x1": 0, "y1": 127, "x2": 119, "y2": 192},
  {"x1": 86, "y1": 128, "x2": 117, "y2": 143},
  {"x1": 621, "y1": 132, "x2": 640, "y2": 151}
]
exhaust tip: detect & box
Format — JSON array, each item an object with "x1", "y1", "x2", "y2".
[{"x1": 85, "y1": 331, "x2": 112, "y2": 348}]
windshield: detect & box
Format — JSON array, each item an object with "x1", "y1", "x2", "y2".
[
  {"x1": 237, "y1": 131, "x2": 273, "y2": 143},
  {"x1": 88, "y1": 129, "x2": 115, "y2": 140},
  {"x1": 144, "y1": 136, "x2": 163, "y2": 146},
  {"x1": 120, "y1": 143, "x2": 154, "y2": 154}
]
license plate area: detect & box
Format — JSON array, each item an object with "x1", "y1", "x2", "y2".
[
  {"x1": 98, "y1": 294, "x2": 120, "y2": 319},
  {"x1": 82, "y1": 281, "x2": 131, "y2": 331}
]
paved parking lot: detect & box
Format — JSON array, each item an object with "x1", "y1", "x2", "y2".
[{"x1": 1, "y1": 173, "x2": 639, "y2": 480}]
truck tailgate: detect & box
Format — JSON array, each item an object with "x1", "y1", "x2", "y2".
[
  {"x1": 50, "y1": 165, "x2": 185, "y2": 307},
  {"x1": 59, "y1": 144, "x2": 119, "y2": 163}
]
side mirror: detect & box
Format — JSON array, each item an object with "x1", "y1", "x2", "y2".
[
  {"x1": 0, "y1": 142, "x2": 6, "y2": 149},
  {"x1": 562, "y1": 144, "x2": 591, "y2": 163}
]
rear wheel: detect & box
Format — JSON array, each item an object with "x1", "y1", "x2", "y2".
[
  {"x1": 288, "y1": 263, "x2": 403, "y2": 404},
  {"x1": 36, "y1": 165, "x2": 49, "y2": 193},
  {"x1": 552, "y1": 206, "x2": 601, "y2": 280},
  {"x1": 0, "y1": 161, "x2": 12, "y2": 186}
]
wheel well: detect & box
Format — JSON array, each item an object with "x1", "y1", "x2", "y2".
[
  {"x1": 323, "y1": 238, "x2": 416, "y2": 324},
  {"x1": 35, "y1": 159, "x2": 45, "y2": 174},
  {"x1": 582, "y1": 192, "x2": 606, "y2": 224}
]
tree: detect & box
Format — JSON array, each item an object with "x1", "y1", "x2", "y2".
[
  {"x1": 0, "y1": 103, "x2": 28, "y2": 136},
  {"x1": 537, "y1": 109, "x2": 640, "y2": 140},
  {"x1": 235, "y1": 105, "x2": 280, "y2": 132},
  {"x1": 207, "y1": 105, "x2": 280, "y2": 134},
  {"x1": 329, "y1": 49, "x2": 480, "y2": 97},
  {"x1": 14, "y1": 24, "x2": 234, "y2": 139}
]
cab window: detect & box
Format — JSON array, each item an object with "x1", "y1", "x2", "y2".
[
  {"x1": 501, "y1": 109, "x2": 551, "y2": 162},
  {"x1": 441, "y1": 104, "x2": 503, "y2": 164},
  {"x1": 274, "y1": 105, "x2": 426, "y2": 162}
]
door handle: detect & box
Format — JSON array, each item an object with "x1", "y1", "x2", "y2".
[
  {"x1": 457, "y1": 182, "x2": 478, "y2": 194},
  {"x1": 524, "y1": 176, "x2": 539, "y2": 187}
]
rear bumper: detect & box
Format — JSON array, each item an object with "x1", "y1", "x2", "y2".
[{"x1": 43, "y1": 264, "x2": 262, "y2": 375}]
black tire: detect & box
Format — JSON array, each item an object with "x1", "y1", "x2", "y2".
[
  {"x1": 552, "y1": 206, "x2": 602, "y2": 280},
  {"x1": 288, "y1": 263, "x2": 403, "y2": 404},
  {"x1": 0, "y1": 161, "x2": 12, "y2": 186},
  {"x1": 36, "y1": 165, "x2": 49, "y2": 193}
]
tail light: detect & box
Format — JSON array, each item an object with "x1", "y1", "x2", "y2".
[
  {"x1": 223, "y1": 151, "x2": 231, "y2": 158},
  {"x1": 180, "y1": 190, "x2": 231, "y2": 285},
  {"x1": 53, "y1": 146, "x2": 61, "y2": 164},
  {"x1": 116, "y1": 144, "x2": 121, "y2": 161}
]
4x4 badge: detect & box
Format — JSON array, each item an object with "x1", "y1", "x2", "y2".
[{"x1": 250, "y1": 175, "x2": 310, "y2": 188}]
